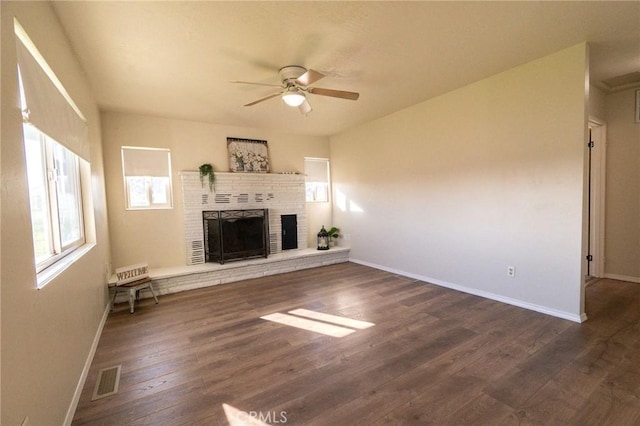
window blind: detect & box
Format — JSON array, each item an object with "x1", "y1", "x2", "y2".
[
  {"x1": 14, "y1": 19, "x2": 89, "y2": 160},
  {"x1": 305, "y1": 158, "x2": 329, "y2": 182},
  {"x1": 122, "y1": 147, "x2": 171, "y2": 177}
]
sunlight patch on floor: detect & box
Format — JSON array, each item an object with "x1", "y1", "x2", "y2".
[
  {"x1": 288, "y1": 308, "x2": 375, "y2": 329},
  {"x1": 260, "y1": 312, "x2": 356, "y2": 337},
  {"x1": 261, "y1": 309, "x2": 375, "y2": 337},
  {"x1": 223, "y1": 403, "x2": 272, "y2": 426}
]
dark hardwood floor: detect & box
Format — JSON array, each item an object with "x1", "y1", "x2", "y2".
[{"x1": 72, "y1": 262, "x2": 640, "y2": 425}]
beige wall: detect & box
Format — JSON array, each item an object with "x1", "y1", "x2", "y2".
[
  {"x1": 101, "y1": 111, "x2": 331, "y2": 268},
  {"x1": 604, "y1": 87, "x2": 640, "y2": 280},
  {"x1": 1, "y1": 2, "x2": 111, "y2": 425},
  {"x1": 330, "y1": 44, "x2": 589, "y2": 320}
]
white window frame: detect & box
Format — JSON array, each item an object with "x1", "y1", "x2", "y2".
[
  {"x1": 304, "y1": 157, "x2": 331, "y2": 203},
  {"x1": 23, "y1": 123, "x2": 86, "y2": 274},
  {"x1": 121, "y1": 146, "x2": 173, "y2": 210}
]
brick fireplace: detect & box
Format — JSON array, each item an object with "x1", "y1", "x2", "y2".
[
  {"x1": 181, "y1": 171, "x2": 307, "y2": 265},
  {"x1": 110, "y1": 172, "x2": 347, "y2": 304}
]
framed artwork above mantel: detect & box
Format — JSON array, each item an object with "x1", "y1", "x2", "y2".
[{"x1": 227, "y1": 137, "x2": 270, "y2": 173}]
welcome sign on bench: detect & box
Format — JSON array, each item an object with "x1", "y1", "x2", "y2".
[{"x1": 115, "y1": 263, "x2": 150, "y2": 285}]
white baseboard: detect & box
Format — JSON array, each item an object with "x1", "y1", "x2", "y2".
[
  {"x1": 64, "y1": 303, "x2": 111, "y2": 426},
  {"x1": 604, "y1": 273, "x2": 640, "y2": 284},
  {"x1": 350, "y1": 258, "x2": 586, "y2": 323}
]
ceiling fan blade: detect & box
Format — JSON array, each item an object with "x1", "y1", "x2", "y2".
[
  {"x1": 298, "y1": 99, "x2": 312, "y2": 115},
  {"x1": 232, "y1": 81, "x2": 282, "y2": 88},
  {"x1": 245, "y1": 92, "x2": 282, "y2": 106},
  {"x1": 307, "y1": 87, "x2": 359, "y2": 101},
  {"x1": 296, "y1": 69, "x2": 325, "y2": 86}
]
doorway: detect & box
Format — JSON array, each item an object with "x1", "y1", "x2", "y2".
[{"x1": 587, "y1": 118, "x2": 607, "y2": 279}]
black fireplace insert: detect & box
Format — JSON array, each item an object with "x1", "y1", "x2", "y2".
[{"x1": 203, "y1": 209, "x2": 269, "y2": 264}]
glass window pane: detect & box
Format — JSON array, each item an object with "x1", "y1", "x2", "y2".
[
  {"x1": 304, "y1": 158, "x2": 330, "y2": 203},
  {"x1": 52, "y1": 140, "x2": 83, "y2": 247},
  {"x1": 127, "y1": 176, "x2": 150, "y2": 207},
  {"x1": 317, "y1": 183, "x2": 329, "y2": 202},
  {"x1": 306, "y1": 182, "x2": 329, "y2": 202},
  {"x1": 23, "y1": 125, "x2": 53, "y2": 263},
  {"x1": 150, "y1": 177, "x2": 169, "y2": 204}
]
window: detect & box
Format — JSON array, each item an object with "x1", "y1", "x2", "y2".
[
  {"x1": 304, "y1": 157, "x2": 330, "y2": 202},
  {"x1": 15, "y1": 18, "x2": 90, "y2": 284},
  {"x1": 23, "y1": 124, "x2": 85, "y2": 269},
  {"x1": 121, "y1": 146, "x2": 173, "y2": 210}
]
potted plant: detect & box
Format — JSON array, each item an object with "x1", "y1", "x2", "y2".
[
  {"x1": 327, "y1": 226, "x2": 339, "y2": 246},
  {"x1": 199, "y1": 163, "x2": 215, "y2": 192}
]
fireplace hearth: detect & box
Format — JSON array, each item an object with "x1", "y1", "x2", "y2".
[{"x1": 203, "y1": 209, "x2": 269, "y2": 264}]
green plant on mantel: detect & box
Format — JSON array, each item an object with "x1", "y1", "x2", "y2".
[
  {"x1": 327, "y1": 226, "x2": 339, "y2": 243},
  {"x1": 199, "y1": 163, "x2": 215, "y2": 192}
]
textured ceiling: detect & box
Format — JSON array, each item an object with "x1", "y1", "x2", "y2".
[{"x1": 51, "y1": 1, "x2": 640, "y2": 137}]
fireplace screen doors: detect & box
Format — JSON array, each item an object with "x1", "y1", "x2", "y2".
[{"x1": 203, "y1": 209, "x2": 269, "y2": 264}]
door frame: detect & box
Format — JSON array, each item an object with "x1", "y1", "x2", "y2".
[{"x1": 588, "y1": 117, "x2": 607, "y2": 278}]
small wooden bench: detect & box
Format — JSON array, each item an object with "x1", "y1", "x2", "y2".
[{"x1": 110, "y1": 264, "x2": 159, "y2": 314}]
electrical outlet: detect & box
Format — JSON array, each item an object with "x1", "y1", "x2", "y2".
[{"x1": 507, "y1": 266, "x2": 516, "y2": 277}]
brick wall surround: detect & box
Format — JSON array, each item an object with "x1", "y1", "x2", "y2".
[{"x1": 181, "y1": 171, "x2": 308, "y2": 265}]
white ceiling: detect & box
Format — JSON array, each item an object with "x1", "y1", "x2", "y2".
[{"x1": 52, "y1": 1, "x2": 640, "y2": 137}]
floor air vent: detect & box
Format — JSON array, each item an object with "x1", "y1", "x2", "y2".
[{"x1": 91, "y1": 365, "x2": 121, "y2": 401}]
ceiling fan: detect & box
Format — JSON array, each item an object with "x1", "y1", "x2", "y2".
[{"x1": 232, "y1": 65, "x2": 359, "y2": 115}]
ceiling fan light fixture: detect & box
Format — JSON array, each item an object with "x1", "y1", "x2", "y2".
[
  {"x1": 298, "y1": 99, "x2": 312, "y2": 115},
  {"x1": 282, "y1": 88, "x2": 306, "y2": 107}
]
